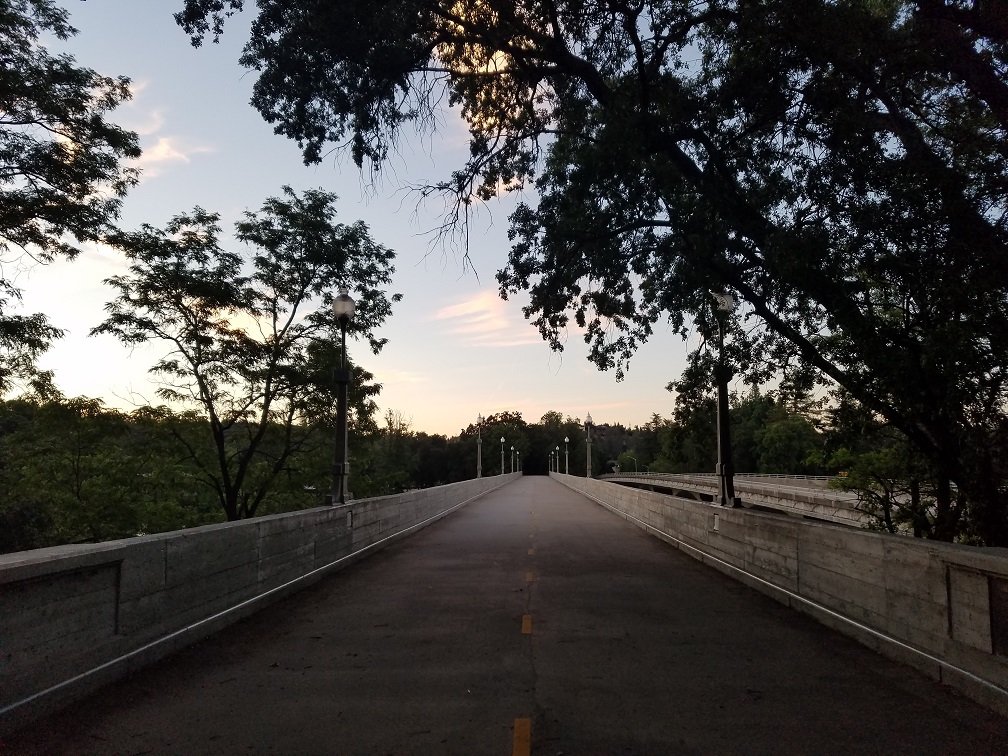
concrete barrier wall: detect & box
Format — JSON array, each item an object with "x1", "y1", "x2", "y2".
[
  {"x1": 554, "y1": 473, "x2": 1008, "y2": 715},
  {"x1": 0, "y1": 474, "x2": 520, "y2": 731}
]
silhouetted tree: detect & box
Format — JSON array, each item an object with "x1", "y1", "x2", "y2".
[
  {"x1": 95, "y1": 187, "x2": 400, "y2": 520},
  {"x1": 0, "y1": 0, "x2": 140, "y2": 391}
]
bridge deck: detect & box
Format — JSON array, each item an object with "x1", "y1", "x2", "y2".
[{"x1": 8, "y1": 477, "x2": 1006, "y2": 754}]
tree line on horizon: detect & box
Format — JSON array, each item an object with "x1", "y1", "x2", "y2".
[
  {"x1": 0, "y1": 385, "x2": 978, "y2": 554},
  {"x1": 1, "y1": 1, "x2": 1005, "y2": 547}
]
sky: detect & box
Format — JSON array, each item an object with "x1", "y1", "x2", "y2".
[{"x1": 14, "y1": 1, "x2": 700, "y2": 437}]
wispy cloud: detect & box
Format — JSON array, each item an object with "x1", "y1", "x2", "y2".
[
  {"x1": 127, "y1": 109, "x2": 165, "y2": 137},
  {"x1": 135, "y1": 136, "x2": 213, "y2": 178},
  {"x1": 380, "y1": 368, "x2": 428, "y2": 385},
  {"x1": 433, "y1": 290, "x2": 542, "y2": 348},
  {"x1": 117, "y1": 81, "x2": 214, "y2": 179}
]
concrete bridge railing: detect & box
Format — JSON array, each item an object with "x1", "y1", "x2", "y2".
[
  {"x1": 553, "y1": 473, "x2": 1008, "y2": 716},
  {"x1": 0, "y1": 473, "x2": 521, "y2": 733},
  {"x1": 604, "y1": 472, "x2": 866, "y2": 526}
]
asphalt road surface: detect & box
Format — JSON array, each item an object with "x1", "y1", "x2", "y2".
[{"x1": 5, "y1": 476, "x2": 1007, "y2": 754}]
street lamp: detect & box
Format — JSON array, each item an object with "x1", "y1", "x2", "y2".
[
  {"x1": 712, "y1": 291, "x2": 738, "y2": 507},
  {"x1": 516, "y1": 449, "x2": 520, "y2": 472},
  {"x1": 564, "y1": 436, "x2": 569, "y2": 475},
  {"x1": 501, "y1": 436, "x2": 506, "y2": 475},
  {"x1": 476, "y1": 414, "x2": 483, "y2": 479},
  {"x1": 511, "y1": 445, "x2": 515, "y2": 473},
  {"x1": 331, "y1": 289, "x2": 355, "y2": 505},
  {"x1": 550, "y1": 449, "x2": 555, "y2": 473},
  {"x1": 585, "y1": 411, "x2": 593, "y2": 477}
]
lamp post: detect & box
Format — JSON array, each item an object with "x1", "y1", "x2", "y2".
[
  {"x1": 501, "y1": 436, "x2": 506, "y2": 475},
  {"x1": 511, "y1": 445, "x2": 515, "y2": 473},
  {"x1": 476, "y1": 414, "x2": 483, "y2": 479},
  {"x1": 516, "y1": 449, "x2": 520, "y2": 473},
  {"x1": 555, "y1": 445, "x2": 560, "y2": 475},
  {"x1": 331, "y1": 289, "x2": 356, "y2": 505},
  {"x1": 550, "y1": 449, "x2": 555, "y2": 473},
  {"x1": 564, "y1": 436, "x2": 569, "y2": 475},
  {"x1": 585, "y1": 411, "x2": 593, "y2": 477},
  {"x1": 712, "y1": 291, "x2": 738, "y2": 508}
]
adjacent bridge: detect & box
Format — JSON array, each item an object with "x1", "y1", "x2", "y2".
[
  {"x1": 604, "y1": 472, "x2": 866, "y2": 526},
  {"x1": 2, "y1": 475, "x2": 1006, "y2": 753}
]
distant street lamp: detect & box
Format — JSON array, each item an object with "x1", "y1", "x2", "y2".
[
  {"x1": 585, "y1": 411, "x2": 594, "y2": 478},
  {"x1": 564, "y1": 436, "x2": 569, "y2": 475},
  {"x1": 516, "y1": 449, "x2": 521, "y2": 472},
  {"x1": 476, "y1": 414, "x2": 484, "y2": 479},
  {"x1": 629, "y1": 456, "x2": 638, "y2": 472},
  {"x1": 331, "y1": 289, "x2": 355, "y2": 505},
  {"x1": 511, "y1": 445, "x2": 515, "y2": 473},
  {"x1": 712, "y1": 291, "x2": 738, "y2": 508},
  {"x1": 501, "y1": 436, "x2": 506, "y2": 475}
]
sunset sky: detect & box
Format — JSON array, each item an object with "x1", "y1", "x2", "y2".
[{"x1": 13, "y1": 2, "x2": 708, "y2": 436}]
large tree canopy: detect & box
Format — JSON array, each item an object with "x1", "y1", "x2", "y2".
[
  {"x1": 176, "y1": 1, "x2": 1008, "y2": 543},
  {"x1": 0, "y1": 0, "x2": 140, "y2": 391}
]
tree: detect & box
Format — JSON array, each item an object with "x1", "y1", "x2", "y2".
[
  {"x1": 0, "y1": 0, "x2": 140, "y2": 391},
  {"x1": 822, "y1": 392, "x2": 969, "y2": 540},
  {"x1": 94, "y1": 187, "x2": 400, "y2": 520},
  {"x1": 174, "y1": 1, "x2": 1008, "y2": 544},
  {"x1": 0, "y1": 395, "x2": 219, "y2": 553},
  {"x1": 756, "y1": 413, "x2": 821, "y2": 475}
]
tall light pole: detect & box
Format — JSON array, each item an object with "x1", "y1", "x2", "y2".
[
  {"x1": 550, "y1": 449, "x2": 554, "y2": 473},
  {"x1": 516, "y1": 450, "x2": 521, "y2": 472},
  {"x1": 585, "y1": 411, "x2": 593, "y2": 478},
  {"x1": 511, "y1": 445, "x2": 515, "y2": 473},
  {"x1": 476, "y1": 414, "x2": 484, "y2": 478},
  {"x1": 331, "y1": 289, "x2": 356, "y2": 505},
  {"x1": 712, "y1": 291, "x2": 738, "y2": 508},
  {"x1": 564, "y1": 436, "x2": 569, "y2": 475},
  {"x1": 501, "y1": 436, "x2": 506, "y2": 475}
]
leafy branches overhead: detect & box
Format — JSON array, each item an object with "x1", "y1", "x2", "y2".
[
  {"x1": 0, "y1": 0, "x2": 140, "y2": 390},
  {"x1": 175, "y1": 1, "x2": 1008, "y2": 543},
  {"x1": 94, "y1": 187, "x2": 400, "y2": 520}
]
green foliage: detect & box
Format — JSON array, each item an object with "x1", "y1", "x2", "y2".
[
  {"x1": 823, "y1": 393, "x2": 969, "y2": 541},
  {"x1": 0, "y1": 0, "x2": 140, "y2": 392},
  {"x1": 0, "y1": 396, "x2": 221, "y2": 553},
  {"x1": 94, "y1": 187, "x2": 399, "y2": 520},
  {"x1": 172, "y1": 1, "x2": 1008, "y2": 544}
]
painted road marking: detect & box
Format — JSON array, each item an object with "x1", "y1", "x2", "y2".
[
  {"x1": 521, "y1": 614, "x2": 533, "y2": 634},
  {"x1": 528, "y1": 547, "x2": 535, "y2": 556},
  {"x1": 525, "y1": 570, "x2": 535, "y2": 583},
  {"x1": 512, "y1": 718, "x2": 531, "y2": 756}
]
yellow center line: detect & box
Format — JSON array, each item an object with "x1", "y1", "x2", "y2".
[
  {"x1": 525, "y1": 570, "x2": 535, "y2": 583},
  {"x1": 512, "y1": 717, "x2": 532, "y2": 756},
  {"x1": 521, "y1": 614, "x2": 533, "y2": 634}
]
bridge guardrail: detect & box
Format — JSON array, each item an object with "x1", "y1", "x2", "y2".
[
  {"x1": 553, "y1": 472, "x2": 1008, "y2": 717},
  {"x1": 602, "y1": 472, "x2": 865, "y2": 526},
  {"x1": 0, "y1": 473, "x2": 522, "y2": 734}
]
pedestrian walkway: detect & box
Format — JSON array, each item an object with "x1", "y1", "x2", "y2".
[{"x1": 6, "y1": 477, "x2": 1006, "y2": 754}]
